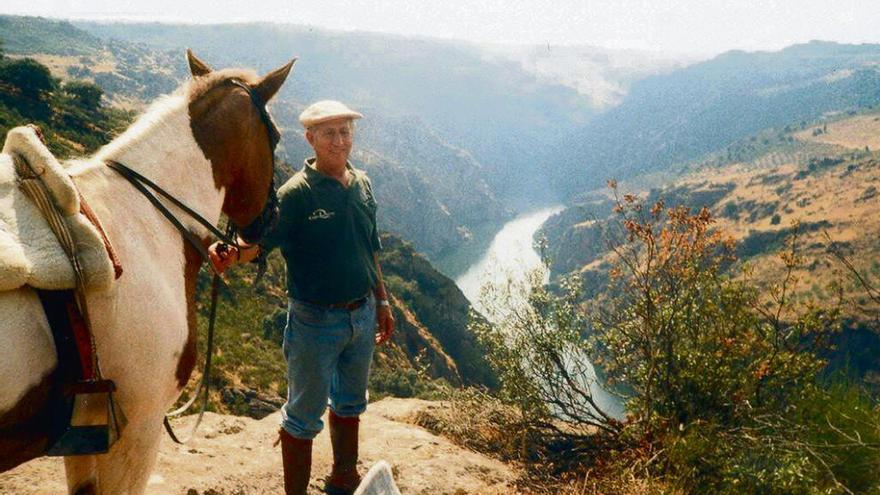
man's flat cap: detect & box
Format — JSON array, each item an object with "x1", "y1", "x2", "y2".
[{"x1": 299, "y1": 100, "x2": 363, "y2": 128}]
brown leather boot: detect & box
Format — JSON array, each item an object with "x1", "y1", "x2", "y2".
[
  {"x1": 279, "y1": 428, "x2": 313, "y2": 495},
  {"x1": 324, "y1": 411, "x2": 361, "y2": 495}
]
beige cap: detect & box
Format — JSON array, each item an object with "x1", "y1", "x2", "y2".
[{"x1": 299, "y1": 100, "x2": 363, "y2": 128}]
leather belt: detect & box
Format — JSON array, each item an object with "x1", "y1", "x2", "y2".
[{"x1": 305, "y1": 294, "x2": 370, "y2": 311}]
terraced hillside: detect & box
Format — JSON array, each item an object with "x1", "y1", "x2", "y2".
[{"x1": 543, "y1": 111, "x2": 880, "y2": 312}]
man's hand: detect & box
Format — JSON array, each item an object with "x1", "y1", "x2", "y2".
[
  {"x1": 208, "y1": 241, "x2": 238, "y2": 274},
  {"x1": 375, "y1": 304, "x2": 395, "y2": 345}
]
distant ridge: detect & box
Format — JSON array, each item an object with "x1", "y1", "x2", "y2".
[{"x1": 551, "y1": 39, "x2": 880, "y2": 197}]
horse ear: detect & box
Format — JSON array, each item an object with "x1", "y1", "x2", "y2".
[
  {"x1": 254, "y1": 59, "x2": 297, "y2": 103},
  {"x1": 186, "y1": 49, "x2": 213, "y2": 77}
]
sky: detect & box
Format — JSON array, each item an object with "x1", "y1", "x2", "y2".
[{"x1": 3, "y1": 0, "x2": 880, "y2": 57}]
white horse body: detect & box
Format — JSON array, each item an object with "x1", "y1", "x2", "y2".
[{"x1": 1, "y1": 91, "x2": 224, "y2": 493}]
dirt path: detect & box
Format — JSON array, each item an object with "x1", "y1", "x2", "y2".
[{"x1": 0, "y1": 398, "x2": 518, "y2": 494}]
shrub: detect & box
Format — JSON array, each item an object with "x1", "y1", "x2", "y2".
[
  {"x1": 465, "y1": 181, "x2": 876, "y2": 493},
  {"x1": 368, "y1": 367, "x2": 448, "y2": 401},
  {"x1": 62, "y1": 80, "x2": 104, "y2": 112},
  {"x1": 591, "y1": 187, "x2": 836, "y2": 433},
  {"x1": 722, "y1": 200, "x2": 738, "y2": 219}
]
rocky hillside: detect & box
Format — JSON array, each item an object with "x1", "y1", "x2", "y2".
[
  {"x1": 0, "y1": 15, "x2": 183, "y2": 108},
  {"x1": 0, "y1": 43, "x2": 133, "y2": 156},
  {"x1": 542, "y1": 111, "x2": 880, "y2": 289},
  {"x1": 540, "y1": 111, "x2": 880, "y2": 378},
  {"x1": 0, "y1": 15, "x2": 516, "y2": 259},
  {"x1": 378, "y1": 234, "x2": 496, "y2": 388}
]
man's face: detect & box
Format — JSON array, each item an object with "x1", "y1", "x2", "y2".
[{"x1": 306, "y1": 118, "x2": 354, "y2": 169}]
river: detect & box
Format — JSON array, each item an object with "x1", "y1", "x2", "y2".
[
  {"x1": 452, "y1": 205, "x2": 624, "y2": 419},
  {"x1": 455, "y1": 206, "x2": 563, "y2": 316}
]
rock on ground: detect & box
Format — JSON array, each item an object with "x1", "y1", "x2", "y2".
[{"x1": 0, "y1": 398, "x2": 518, "y2": 494}]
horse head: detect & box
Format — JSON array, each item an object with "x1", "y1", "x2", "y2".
[{"x1": 185, "y1": 50, "x2": 295, "y2": 243}]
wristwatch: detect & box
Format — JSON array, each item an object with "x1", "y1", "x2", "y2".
[{"x1": 377, "y1": 299, "x2": 391, "y2": 307}]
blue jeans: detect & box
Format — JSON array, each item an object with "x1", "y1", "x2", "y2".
[{"x1": 280, "y1": 293, "x2": 377, "y2": 439}]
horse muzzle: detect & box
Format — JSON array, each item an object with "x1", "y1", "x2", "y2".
[{"x1": 237, "y1": 183, "x2": 279, "y2": 244}]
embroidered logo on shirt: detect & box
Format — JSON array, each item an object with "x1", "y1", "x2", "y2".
[{"x1": 308, "y1": 208, "x2": 335, "y2": 221}]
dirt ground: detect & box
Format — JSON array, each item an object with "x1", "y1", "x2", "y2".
[{"x1": 0, "y1": 398, "x2": 518, "y2": 494}]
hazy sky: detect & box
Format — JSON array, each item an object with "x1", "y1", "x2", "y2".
[{"x1": 4, "y1": 0, "x2": 879, "y2": 56}]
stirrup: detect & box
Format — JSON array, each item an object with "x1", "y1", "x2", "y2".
[{"x1": 47, "y1": 379, "x2": 121, "y2": 456}]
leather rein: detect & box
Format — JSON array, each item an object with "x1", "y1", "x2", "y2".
[{"x1": 107, "y1": 78, "x2": 280, "y2": 444}]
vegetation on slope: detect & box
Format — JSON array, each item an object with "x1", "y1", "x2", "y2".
[
  {"x1": 424, "y1": 192, "x2": 880, "y2": 494},
  {"x1": 0, "y1": 40, "x2": 133, "y2": 157}
]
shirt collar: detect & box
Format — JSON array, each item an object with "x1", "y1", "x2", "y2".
[{"x1": 303, "y1": 157, "x2": 355, "y2": 185}]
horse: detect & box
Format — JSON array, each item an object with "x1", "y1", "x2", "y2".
[{"x1": 0, "y1": 50, "x2": 294, "y2": 494}]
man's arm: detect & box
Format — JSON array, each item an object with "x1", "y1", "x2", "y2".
[{"x1": 373, "y1": 252, "x2": 395, "y2": 345}]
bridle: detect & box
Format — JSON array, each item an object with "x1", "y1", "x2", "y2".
[
  {"x1": 106, "y1": 77, "x2": 281, "y2": 443},
  {"x1": 107, "y1": 78, "x2": 280, "y2": 260},
  {"x1": 227, "y1": 78, "x2": 280, "y2": 245}
]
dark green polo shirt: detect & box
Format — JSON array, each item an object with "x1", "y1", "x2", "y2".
[{"x1": 261, "y1": 158, "x2": 382, "y2": 304}]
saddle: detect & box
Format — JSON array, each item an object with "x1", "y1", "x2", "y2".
[
  {"x1": 2, "y1": 126, "x2": 123, "y2": 456},
  {"x1": 0, "y1": 126, "x2": 119, "y2": 292}
]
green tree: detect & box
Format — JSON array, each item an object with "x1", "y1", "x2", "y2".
[
  {"x1": 0, "y1": 58, "x2": 55, "y2": 99},
  {"x1": 62, "y1": 80, "x2": 103, "y2": 112}
]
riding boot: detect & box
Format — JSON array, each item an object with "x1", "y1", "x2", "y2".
[
  {"x1": 279, "y1": 428, "x2": 313, "y2": 495},
  {"x1": 324, "y1": 410, "x2": 361, "y2": 495}
]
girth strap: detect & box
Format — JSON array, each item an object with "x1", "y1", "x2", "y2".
[{"x1": 77, "y1": 188, "x2": 124, "y2": 280}]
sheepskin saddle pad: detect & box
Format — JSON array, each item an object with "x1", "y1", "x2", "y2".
[{"x1": 0, "y1": 126, "x2": 115, "y2": 292}]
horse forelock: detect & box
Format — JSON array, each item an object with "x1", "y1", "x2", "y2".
[{"x1": 186, "y1": 68, "x2": 260, "y2": 103}]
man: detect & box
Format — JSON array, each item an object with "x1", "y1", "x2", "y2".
[{"x1": 209, "y1": 100, "x2": 395, "y2": 495}]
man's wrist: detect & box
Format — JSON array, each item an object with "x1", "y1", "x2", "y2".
[
  {"x1": 237, "y1": 242, "x2": 261, "y2": 263},
  {"x1": 377, "y1": 298, "x2": 390, "y2": 307}
]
